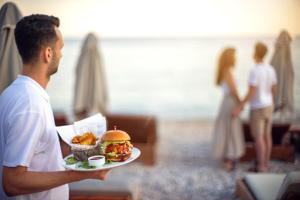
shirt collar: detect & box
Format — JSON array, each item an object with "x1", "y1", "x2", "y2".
[{"x1": 17, "y1": 75, "x2": 50, "y2": 102}]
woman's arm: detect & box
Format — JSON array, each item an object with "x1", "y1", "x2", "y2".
[
  {"x1": 2, "y1": 166, "x2": 110, "y2": 197},
  {"x1": 232, "y1": 85, "x2": 257, "y2": 118},
  {"x1": 241, "y1": 85, "x2": 256, "y2": 108},
  {"x1": 224, "y1": 70, "x2": 241, "y2": 103}
]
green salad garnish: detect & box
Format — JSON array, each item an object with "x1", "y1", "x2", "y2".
[
  {"x1": 65, "y1": 156, "x2": 78, "y2": 165},
  {"x1": 79, "y1": 161, "x2": 96, "y2": 169},
  {"x1": 105, "y1": 159, "x2": 112, "y2": 164}
]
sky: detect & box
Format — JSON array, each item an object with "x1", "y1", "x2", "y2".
[{"x1": 1, "y1": 0, "x2": 300, "y2": 38}]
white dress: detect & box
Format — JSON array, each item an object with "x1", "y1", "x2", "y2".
[{"x1": 212, "y1": 81, "x2": 245, "y2": 160}]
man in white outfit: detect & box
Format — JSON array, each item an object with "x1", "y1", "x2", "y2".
[
  {"x1": 0, "y1": 14, "x2": 110, "y2": 200},
  {"x1": 234, "y1": 42, "x2": 277, "y2": 172}
]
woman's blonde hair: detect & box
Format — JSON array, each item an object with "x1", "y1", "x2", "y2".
[{"x1": 215, "y1": 47, "x2": 236, "y2": 86}]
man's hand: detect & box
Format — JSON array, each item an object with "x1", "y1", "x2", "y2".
[
  {"x1": 232, "y1": 85, "x2": 256, "y2": 118},
  {"x1": 87, "y1": 169, "x2": 111, "y2": 181}
]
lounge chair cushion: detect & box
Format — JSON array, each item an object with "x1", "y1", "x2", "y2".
[
  {"x1": 69, "y1": 176, "x2": 140, "y2": 200},
  {"x1": 106, "y1": 114, "x2": 157, "y2": 165},
  {"x1": 276, "y1": 171, "x2": 300, "y2": 200},
  {"x1": 244, "y1": 173, "x2": 285, "y2": 200}
]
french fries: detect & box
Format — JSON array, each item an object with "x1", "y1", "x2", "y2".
[{"x1": 71, "y1": 132, "x2": 97, "y2": 145}]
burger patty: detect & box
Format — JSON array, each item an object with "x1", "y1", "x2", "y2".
[
  {"x1": 105, "y1": 143, "x2": 131, "y2": 154},
  {"x1": 106, "y1": 152, "x2": 132, "y2": 162},
  {"x1": 100, "y1": 141, "x2": 133, "y2": 161}
]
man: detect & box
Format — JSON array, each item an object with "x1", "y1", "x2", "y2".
[
  {"x1": 0, "y1": 14, "x2": 110, "y2": 200},
  {"x1": 234, "y1": 42, "x2": 277, "y2": 172}
]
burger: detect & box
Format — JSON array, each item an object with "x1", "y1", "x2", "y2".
[{"x1": 100, "y1": 128, "x2": 133, "y2": 162}]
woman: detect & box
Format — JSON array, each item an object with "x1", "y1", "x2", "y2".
[{"x1": 212, "y1": 47, "x2": 245, "y2": 171}]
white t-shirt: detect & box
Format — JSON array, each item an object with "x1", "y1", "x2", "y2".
[
  {"x1": 248, "y1": 63, "x2": 277, "y2": 109},
  {"x1": 0, "y1": 75, "x2": 68, "y2": 200}
]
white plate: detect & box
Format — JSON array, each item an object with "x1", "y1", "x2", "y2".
[{"x1": 63, "y1": 147, "x2": 141, "y2": 171}]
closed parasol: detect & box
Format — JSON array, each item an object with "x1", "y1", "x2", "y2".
[
  {"x1": 270, "y1": 30, "x2": 294, "y2": 119},
  {"x1": 0, "y1": 2, "x2": 23, "y2": 93},
  {"x1": 73, "y1": 33, "x2": 108, "y2": 120}
]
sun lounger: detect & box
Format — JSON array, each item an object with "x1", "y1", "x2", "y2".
[
  {"x1": 69, "y1": 177, "x2": 141, "y2": 200},
  {"x1": 106, "y1": 114, "x2": 157, "y2": 165},
  {"x1": 236, "y1": 171, "x2": 300, "y2": 200}
]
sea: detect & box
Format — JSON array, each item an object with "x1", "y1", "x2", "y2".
[{"x1": 46, "y1": 37, "x2": 300, "y2": 121}]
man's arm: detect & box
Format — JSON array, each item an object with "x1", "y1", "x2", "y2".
[
  {"x1": 2, "y1": 166, "x2": 110, "y2": 197},
  {"x1": 59, "y1": 136, "x2": 71, "y2": 158},
  {"x1": 241, "y1": 85, "x2": 256, "y2": 108},
  {"x1": 232, "y1": 85, "x2": 256, "y2": 117},
  {"x1": 271, "y1": 84, "x2": 277, "y2": 105}
]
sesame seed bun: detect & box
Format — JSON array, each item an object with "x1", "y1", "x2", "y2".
[{"x1": 101, "y1": 129, "x2": 131, "y2": 141}]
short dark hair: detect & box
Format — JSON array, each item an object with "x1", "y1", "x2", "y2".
[
  {"x1": 254, "y1": 42, "x2": 268, "y2": 60},
  {"x1": 14, "y1": 14, "x2": 60, "y2": 64}
]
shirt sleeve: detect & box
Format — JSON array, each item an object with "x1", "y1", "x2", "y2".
[
  {"x1": 248, "y1": 69, "x2": 258, "y2": 86},
  {"x1": 3, "y1": 112, "x2": 45, "y2": 167}
]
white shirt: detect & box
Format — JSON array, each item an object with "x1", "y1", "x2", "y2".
[
  {"x1": 0, "y1": 75, "x2": 68, "y2": 200},
  {"x1": 248, "y1": 63, "x2": 277, "y2": 109}
]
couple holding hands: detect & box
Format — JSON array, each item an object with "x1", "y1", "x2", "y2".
[{"x1": 212, "y1": 42, "x2": 277, "y2": 172}]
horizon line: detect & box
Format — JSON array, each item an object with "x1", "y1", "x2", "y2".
[{"x1": 63, "y1": 34, "x2": 300, "y2": 41}]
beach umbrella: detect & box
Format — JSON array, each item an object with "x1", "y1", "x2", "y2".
[
  {"x1": 73, "y1": 33, "x2": 108, "y2": 120},
  {"x1": 270, "y1": 30, "x2": 294, "y2": 118},
  {"x1": 0, "y1": 2, "x2": 23, "y2": 93}
]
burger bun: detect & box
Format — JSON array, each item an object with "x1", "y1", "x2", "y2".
[
  {"x1": 107, "y1": 153, "x2": 132, "y2": 162},
  {"x1": 101, "y1": 129, "x2": 130, "y2": 141}
]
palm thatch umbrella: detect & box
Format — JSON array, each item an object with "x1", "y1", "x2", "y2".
[
  {"x1": 73, "y1": 33, "x2": 108, "y2": 120},
  {"x1": 270, "y1": 30, "x2": 294, "y2": 119},
  {"x1": 0, "y1": 2, "x2": 23, "y2": 93}
]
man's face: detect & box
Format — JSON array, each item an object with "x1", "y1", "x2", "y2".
[
  {"x1": 48, "y1": 27, "x2": 64, "y2": 76},
  {"x1": 253, "y1": 50, "x2": 257, "y2": 61}
]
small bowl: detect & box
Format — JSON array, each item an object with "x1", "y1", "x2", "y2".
[{"x1": 88, "y1": 155, "x2": 105, "y2": 167}]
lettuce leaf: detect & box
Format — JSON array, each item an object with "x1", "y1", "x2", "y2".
[
  {"x1": 65, "y1": 156, "x2": 78, "y2": 165},
  {"x1": 79, "y1": 161, "x2": 96, "y2": 169}
]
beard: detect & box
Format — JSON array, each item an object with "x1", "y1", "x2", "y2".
[{"x1": 47, "y1": 50, "x2": 59, "y2": 76}]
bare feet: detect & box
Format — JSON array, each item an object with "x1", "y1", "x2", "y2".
[
  {"x1": 257, "y1": 164, "x2": 268, "y2": 172},
  {"x1": 257, "y1": 167, "x2": 268, "y2": 172},
  {"x1": 248, "y1": 160, "x2": 268, "y2": 172},
  {"x1": 222, "y1": 160, "x2": 233, "y2": 172}
]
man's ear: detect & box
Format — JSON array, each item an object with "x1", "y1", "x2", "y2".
[{"x1": 43, "y1": 47, "x2": 52, "y2": 63}]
